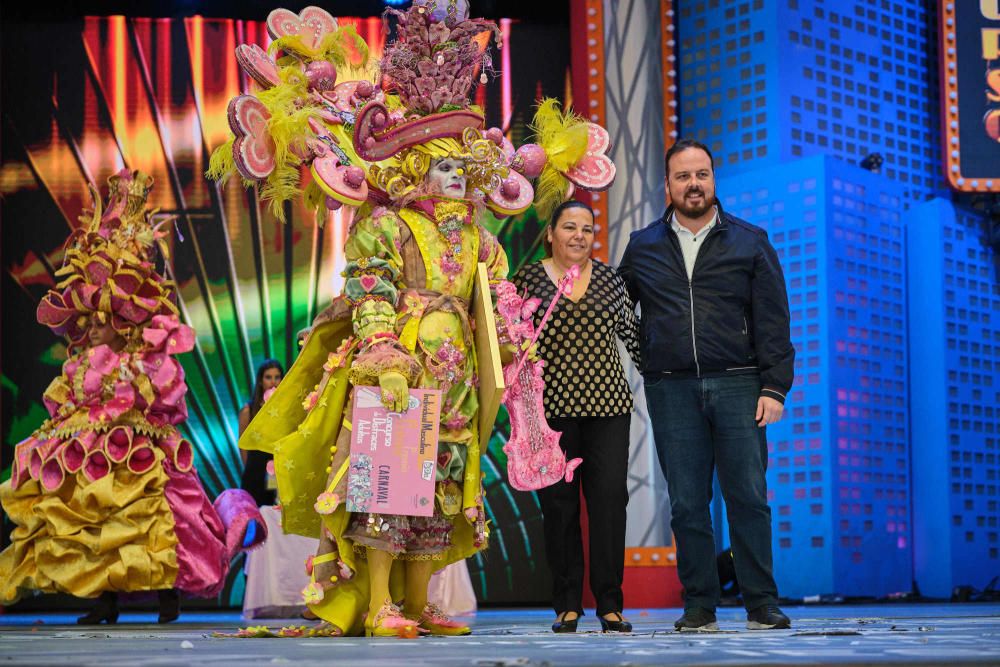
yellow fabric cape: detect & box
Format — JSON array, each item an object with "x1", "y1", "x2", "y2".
[{"x1": 239, "y1": 313, "x2": 484, "y2": 636}]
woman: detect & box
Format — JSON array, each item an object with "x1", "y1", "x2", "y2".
[
  {"x1": 239, "y1": 359, "x2": 285, "y2": 506},
  {"x1": 224, "y1": 2, "x2": 517, "y2": 639},
  {"x1": 221, "y1": 5, "x2": 506, "y2": 633},
  {"x1": 0, "y1": 170, "x2": 263, "y2": 625},
  {"x1": 238, "y1": 358, "x2": 323, "y2": 620},
  {"x1": 511, "y1": 200, "x2": 641, "y2": 633}
]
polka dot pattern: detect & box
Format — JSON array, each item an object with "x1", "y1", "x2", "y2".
[{"x1": 511, "y1": 260, "x2": 641, "y2": 419}]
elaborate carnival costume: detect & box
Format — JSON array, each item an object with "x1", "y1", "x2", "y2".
[
  {"x1": 0, "y1": 171, "x2": 264, "y2": 623},
  {"x1": 210, "y1": 0, "x2": 615, "y2": 637}
]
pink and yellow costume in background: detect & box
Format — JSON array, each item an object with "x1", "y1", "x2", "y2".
[
  {"x1": 0, "y1": 171, "x2": 263, "y2": 605},
  {"x1": 210, "y1": 0, "x2": 616, "y2": 636}
]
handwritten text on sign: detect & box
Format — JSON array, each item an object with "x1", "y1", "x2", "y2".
[{"x1": 347, "y1": 386, "x2": 441, "y2": 517}]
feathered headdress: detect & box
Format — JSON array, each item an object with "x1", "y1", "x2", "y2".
[{"x1": 209, "y1": 2, "x2": 616, "y2": 223}]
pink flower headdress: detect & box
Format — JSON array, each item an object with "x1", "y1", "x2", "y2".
[{"x1": 36, "y1": 170, "x2": 178, "y2": 350}]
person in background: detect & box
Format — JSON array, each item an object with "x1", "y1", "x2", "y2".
[
  {"x1": 511, "y1": 200, "x2": 641, "y2": 633},
  {"x1": 239, "y1": 357, "x2": 325, "y2": 619},
  {"x1": 239, "y1": 360, "x2": 284, "y2": 506}
]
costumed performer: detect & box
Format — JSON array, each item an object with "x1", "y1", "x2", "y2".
[
  {"x1": 210, "y1": 0, "x2": 617, "y2": 638},
  {"x1": 0, "y1": 170, "x2": 265, "y2": 624}
]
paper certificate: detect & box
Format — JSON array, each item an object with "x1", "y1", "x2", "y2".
[{"x1": 346, "y1": 386, "x2": 441, "y2": 517}]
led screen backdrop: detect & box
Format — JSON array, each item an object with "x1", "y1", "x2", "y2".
[{"x1": 1, "y1": 10, "x2": 572, "y2": 606}]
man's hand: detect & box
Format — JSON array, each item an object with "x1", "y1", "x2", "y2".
[
  {"x1": 378, "y1": 371, "x2": 409, "y2": 413},
  {"x1": 755, "y1": 396, "x2": 784, "y2": 427}
]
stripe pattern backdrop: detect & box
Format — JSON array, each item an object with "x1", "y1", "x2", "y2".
[{"x1": 1, "y1": 12, "x2": 572, "y2": 605}]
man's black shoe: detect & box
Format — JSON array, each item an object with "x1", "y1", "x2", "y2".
[
  {"x1": 673, "y1": 607, "x2": 718, "y2": 632},
  {"x1": 746, "y1": 604, "x2": 791, "y2": 630}
]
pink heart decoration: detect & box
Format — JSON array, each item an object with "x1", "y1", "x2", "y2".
[
  {"x1": 358, "y1": 275, "x2": 378, "y2": 293},
  {"x1": 228, "y1": 95, "x2": 276, "y2": 180},
  {"x1": 266, "y1": 6, "x2": 338, "y2": 51},
  {"x1": 235, "y1": 44, "x2": 280, "y2": 89},
  {"x1": 563, "y1": 123, "x2": 616, "y2": 191}
]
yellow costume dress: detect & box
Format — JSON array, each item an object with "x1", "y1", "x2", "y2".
[{"x1": 240, "y1": 198, "x2": 507, "y2": 634}]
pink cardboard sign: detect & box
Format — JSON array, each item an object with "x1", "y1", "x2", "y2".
[{"x1": 347, "y1": 386, "x2": 441, "y2": 517}]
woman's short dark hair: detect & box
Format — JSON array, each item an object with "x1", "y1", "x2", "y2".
[
  {"x1": 248, "y1": 359, "x2": 284, "y2": 418},
  {"x1": 664, "y1": 139, "x2": 714, "y2": 177},
  {"x1": 543, "y1": 199, "x2": 594, "y2": 257}
]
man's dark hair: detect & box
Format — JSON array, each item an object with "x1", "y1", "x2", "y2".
[{"x1": 664, "y1": 139, "x2": 715, "y2": 178}]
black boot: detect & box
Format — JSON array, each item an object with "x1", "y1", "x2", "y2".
[
  {"x1": 157, "y1": 589, "x2": 180, "y2": 624},
  {"x1": 77, "y1": 591, "x2": 119, "y2": 625}
]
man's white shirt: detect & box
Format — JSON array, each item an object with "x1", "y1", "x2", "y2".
[{"x1": 670, "y1": 206, "x2": 719, "y2": 280}]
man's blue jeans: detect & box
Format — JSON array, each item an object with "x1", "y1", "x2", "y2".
[{"x1": 644, "y1": 374, "x2": 779, "y2": 612}]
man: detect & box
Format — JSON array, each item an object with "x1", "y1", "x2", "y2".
[{"x1": 619, "y1": 139, "x2": 794, "y2": 631}]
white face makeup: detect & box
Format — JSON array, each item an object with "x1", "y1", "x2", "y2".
[{"x1": 427, "y1": 158, "x2": 468, "y2": 197}]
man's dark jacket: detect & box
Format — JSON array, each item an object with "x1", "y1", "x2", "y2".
[{"x1": 618, "y1": 204, "x2": 794, "y2": 403}]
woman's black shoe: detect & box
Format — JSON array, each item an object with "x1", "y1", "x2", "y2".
[
  {"x1": 77, "y1": 591, "x2": 119, "y2": 625},
  {"x1": 551, "y1": 611, "x2": 579, "y2": 633},
  {"x1": 599, "y1": 612, "x2": 632, "y2": 633},
  {"x1": 157, "y1": 589, "x2": 180, "y2": 624}
]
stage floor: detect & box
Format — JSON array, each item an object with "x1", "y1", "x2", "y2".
[{"x1": 1, "y1": 603, "x2": 999, "y2": 666}]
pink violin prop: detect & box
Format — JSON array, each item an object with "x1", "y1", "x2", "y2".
[{"x1": 497, "y1": 265, "x2": 583, "y2": 492}]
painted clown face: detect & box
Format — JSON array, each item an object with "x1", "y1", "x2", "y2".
[{"x1": 427, "y1": 158, "x2": 468, "y2": 198}]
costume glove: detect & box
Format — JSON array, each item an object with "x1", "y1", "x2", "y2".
[
  {"x1": 378, "y1": 370, "x2": 409, "y2": 413},
  {"x1": 499, "y1": 343, "x2": 517, "y2": 366}
]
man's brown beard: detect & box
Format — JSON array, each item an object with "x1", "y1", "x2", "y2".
[{"x1": 673, "y1": 192, "x2": 714, "y2": 219}]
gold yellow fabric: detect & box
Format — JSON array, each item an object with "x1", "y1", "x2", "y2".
[{"x1": 0, "y1": 454, "x2": 179, "y2": 604}]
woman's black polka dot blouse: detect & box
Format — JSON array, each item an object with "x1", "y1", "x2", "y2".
[{"x1": 511, "y1": 259, "x2": 641, "y2": 419}]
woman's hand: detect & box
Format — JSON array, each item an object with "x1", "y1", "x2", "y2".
[{"x1": 378, "y1": 371, "x2": 409, "y2": 412}]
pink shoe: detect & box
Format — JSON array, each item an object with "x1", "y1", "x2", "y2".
[
  {"x1": 364, "y1": 600, "x2": 424, "y2": 637},
  {"x1": 418, "y1": 603, "x2": 471, "y2": 636}
]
